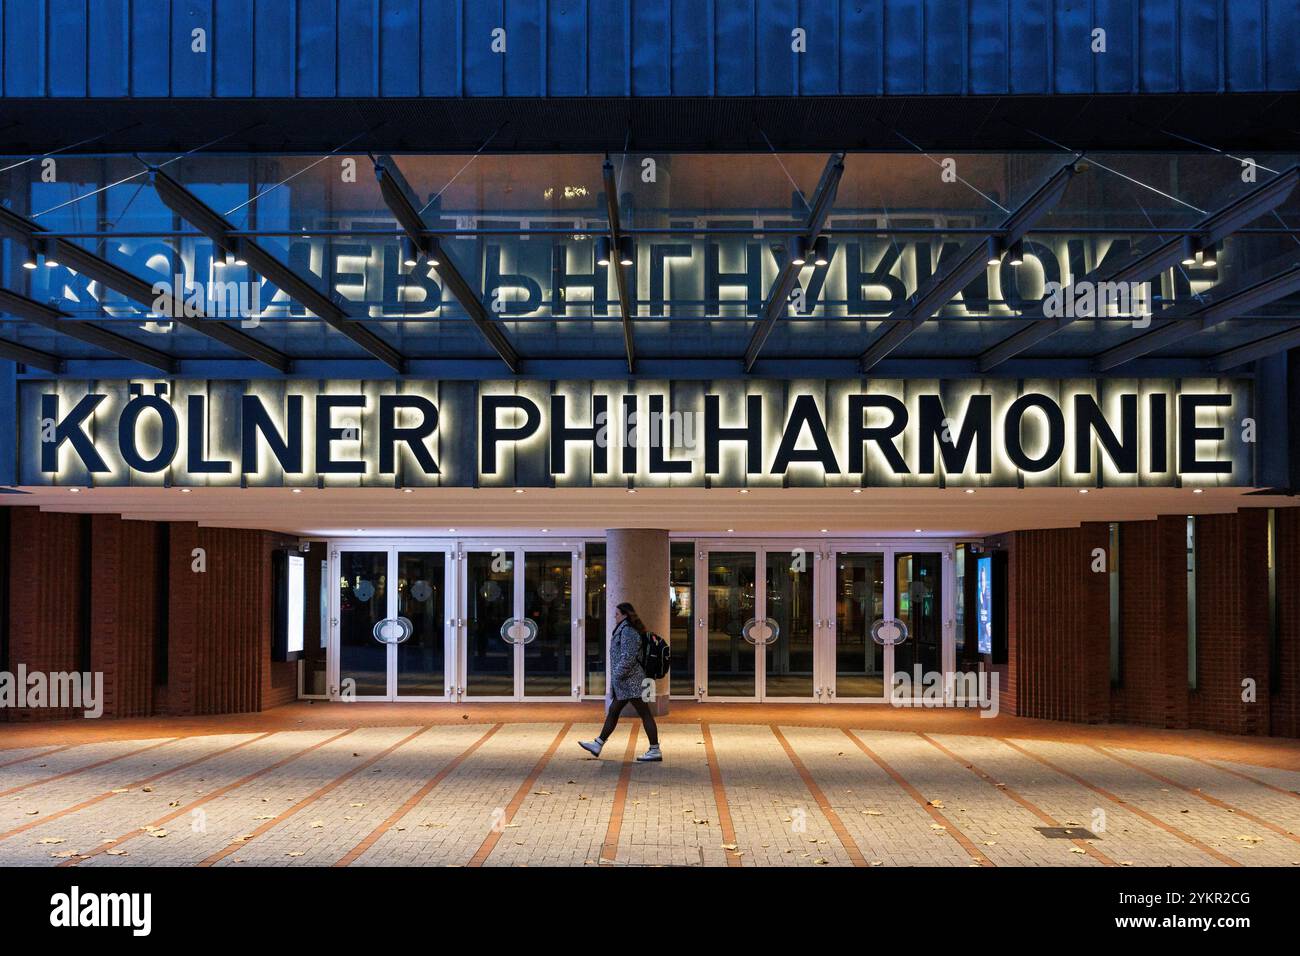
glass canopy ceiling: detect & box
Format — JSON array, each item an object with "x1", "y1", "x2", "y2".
[{"x1": 1, "y1": 149, "x2": 1299, "y2": 378}]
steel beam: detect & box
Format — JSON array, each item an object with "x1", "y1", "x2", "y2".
[
  {"x1": 0, "y1": 288, "x2": 176, "y2": 372},
  {"x1": 1093, "y1": 255, "x2": 1300, "y2": 371},
  {"x1": 0, "y1": 336, "x2": 60, "y2": 373},
  {"x1": 602, "y1": 158, "x2": 636, "y2": 372},
  {"x1": 1214, "y1": 323, "x2": 1300, "y2": 371},
  {"x1": 979, "y1": 165, "x2": 1300, "y2": 371},
  {"x1": 861, "y1": 160, "x2": 1078, "y2": 372},
  {"x1": 373, "y1": 156, "x2": 520, "y2": 373},
  {"x1": 149, "y1": 169, "x2": 403, "y2": 372},
  {"x1": 744, "y1": 152, "x2": 845, "y2": 371},
  {"x1": 0, "y1": 205, "x2": 290, "y2": 372}
]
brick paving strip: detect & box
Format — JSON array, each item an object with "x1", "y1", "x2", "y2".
[
  {"x1": 598, "y1": 727, "x2": 639, "y2": 864},
  {"x1": 58, "y1": 729, "x2": 356, "y2": 867},
  {"x1": 0, "y1": 738, "x2": 178, "y2": 799},
  {"x1": 700, "y1": 723, "x2": 743, "y2": 868},
  {"x1": 1187, "y1": 756, "x2": 1300, "y2": 802},
  {"x1": 196, "y1": 725, "x2": 438, "y2": 867},
  {"x1": 918, "y1": 733, "x2": 1116, "y2": 866},
  {"x1": 334, "y1": 723, "x2": 504, "y2": 867},
  {"x1": 770, "y1": 726, "x2": 868, "y2": 867},
  {"x1": 1094, "y1": 746, "x2": 1300, "y2": 848},
  {"x1": 466, "y1": 723, "x2": 572, "y2": 867},
  {"x1": 997, "y1": 738, "x2": 1241, "y2": 866},
  {"x1": 842, "y1": 729, "x2": 993, "y2": 867},
  {"x1": 0, "y1": 745, "x2": 77, "y2": 770},
  {"x1": 0, "y1": 733, "x2": 273, "y2": 844}
]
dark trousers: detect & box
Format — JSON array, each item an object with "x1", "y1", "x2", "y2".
[{"x1": 599, "y1": 696, "x2": 659, "y2": 747}]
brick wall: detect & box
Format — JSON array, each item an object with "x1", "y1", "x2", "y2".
[
  {"x1": 90, "y1": 514, "x2": 159, "y2": 718},
  {"x1": 2, "y1": 508, "x2": 294, "y2": 721},
  {"x1": 4, "y1": 508, "x2": 87, "y2": 721},
  {"x1": 1274, "y1": 508, "x2": 1300, "y2": 737},
  {"x1": 1004, "y1": 507, "x2": 1299, "y2": 738},
  {"x1": 1000, "y1": 524, "x2": 1109, "y2": 724}
]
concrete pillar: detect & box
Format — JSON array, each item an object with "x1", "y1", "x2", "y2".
[{"x1": 605, "y1": 528, "x2": 671, "y2": 715}]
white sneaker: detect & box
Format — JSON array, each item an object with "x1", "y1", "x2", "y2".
[
  {"x1": 636, "y1": 745, "x2": 662, "y2": 762},
  {"x1": 578, "y1": 738, "x2": 604, "y2": 757}
]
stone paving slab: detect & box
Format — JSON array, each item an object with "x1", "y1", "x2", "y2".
[
  {"x1": 710, "y1": 723, "x2": 853, "y2": 866},
  {"x1": 616, "y1": 723, "x2": 729, "y2": 867},
  {"x1": 851, "y1": 729, "x2": 1100, "y2": 867},
  {"x1": 780, "y1": 725, "x2": 972, "y2": 867},
  {"x1": 349, "y1": 722, "x2": 566, "y2": 867},
  {"x1": 1015, "y1": 739, "x2": 1300, "y2": 867},
  {"x1": 1, "y1": 723, "x2": 1298, "y2": 868},
  {"x1": 932, "y1": 734, "x2": 1220, "y2": 867},
  {"x1": 0, "y1": 737, "x2": 177, "y2": 802},
  {"x1": 217, "y1": 723, "x2": 492, "y2": 867}
]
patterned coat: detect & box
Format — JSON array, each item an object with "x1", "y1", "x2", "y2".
[{"x1": 609, "y1": 618, "x2": 647, "y2": 701}]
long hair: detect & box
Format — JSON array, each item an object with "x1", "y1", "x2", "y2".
[{"x1": 616, "y1": 601, "x2": 647, "y2": 635}]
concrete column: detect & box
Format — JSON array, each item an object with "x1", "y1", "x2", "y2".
[{"x1": 605, "y1": 528, "x2": 671, "y2": 715}]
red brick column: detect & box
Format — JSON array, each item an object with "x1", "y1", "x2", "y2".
[{"x1": 6, "y1": 508, "x2": 87, "y2": 721}]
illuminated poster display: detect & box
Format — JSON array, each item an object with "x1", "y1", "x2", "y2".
[{"x1": 976, "y1": 555, "x2": 993, "y2": 657}]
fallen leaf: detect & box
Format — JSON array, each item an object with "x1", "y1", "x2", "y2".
[{"x1": 36, "y1": 837, "x2": 64, "y2": 845}]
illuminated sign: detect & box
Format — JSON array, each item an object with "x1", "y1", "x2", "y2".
[
  {"x1": 26, "y1": 234, "x2": 1223, "y2": 321},
  {"x1": 21, "y1": 378, "x2": 1252, "y2": 488}
]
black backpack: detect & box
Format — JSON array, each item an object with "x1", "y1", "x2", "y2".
[{"x1": 639, "y1": 631, "x2": 671, "y2": 679}]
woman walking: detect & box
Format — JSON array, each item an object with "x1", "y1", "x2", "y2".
[{"x1": 579, "y1": 602, "x2": 662, "y2": 762}]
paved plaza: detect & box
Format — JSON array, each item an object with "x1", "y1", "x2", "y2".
[{"x1": 2, "y1": 706, "x2": 1298, "y2": 868}]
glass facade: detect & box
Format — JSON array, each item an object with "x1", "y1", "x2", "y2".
[{"x1": 6, "y1": 151, "x2": 1300, "y2": 367}]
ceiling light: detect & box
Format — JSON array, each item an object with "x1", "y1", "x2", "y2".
[
  {"x1": 739, "y1": 489, "x2": 749, "y2": 494},
  {"x1": 40, "y1": 240, "x2": 58, "y2": 267},
  {"x1": 21, "y1": 247, "x2": 37, "y2": 270},
  {"x1": 426, "y1": 240, "x2": 442, "y2": 267},
  {"x1": 851, "y1": 488, "x2": 862, "y2": 495},
  {"x1": 1181, "y1": 235, "x2": 1199, "y2": 267},
  {"x1": 68, "y1": 487, "x2": 81, "y2": 493},
  {"x1": 1192, "y1": 488, "x2": 1204, "y2": 494},
  {"x1": 820, "y1": 528, "x2": 828, "y2": 533},
  {"x1": 914, "y1": 528, "x2": 923, "y2": 533},
  {"x1": 627, "y1": 487, "x2": 637, "y2": 494},
  {"x1": 1008, "y1": 239, "x2": 1025, "y2": 266},
  {"x1": 790, "y1": 236, "x2": 808, "y2": 267},
  {"x1": 540, "y1": 528, "x2": 549, "y2": 532},
  {"x1": 985, "y1": 236, "x2": 1004, "y2": 265},
  {"x1": 1200, "y1": 242, "x2": 1217, "y2": 267},
  {"x1": 595, "y1": 237, "x2": 612, "y2": 267},
  {"x1": 223, "y1": 244, "x2": 239, "y2": 268},
  {"x1": 180, "y1": 488, "x2": 191, "y2": 494},
  {"x1": 617, "y1": 236, "x2": 634, "y2": 267},
  {"x1": 812, "y1": 236, "x2": 829, "y2": 267},
  {"x1": 291, "y1": 488, "x2": 302, "y2": 494},
  {"x1": 447, "y1": 528, "x2": 456, "y2": 532},
  {"x1": 401, "y1": 488, "x2": 413, "y2": 494},
  {"x1": 401, "y1": 236, "x2": 420, "y2": 268},
  {"x1": 726, "y1": 528, "x2": 734, "y2": 533},
  {"x1": 513, "y1": 488, "x2": 525, "y2": 494},
  {"x1": 964, "y1": 488, "x2": 976, "y2": 494},
  {"x1": 1079, "y1": 488, "x2": 1090, "y2": 494}
]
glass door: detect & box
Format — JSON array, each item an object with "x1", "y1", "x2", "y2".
[
  {"x1": 826, "y1": 550, "x2": 887, "y2": 700},
  {"x1": 702, "y1": 549, "x2": 758, "y2": 698},
  {"x1": 892, "y1": 550, "x2": 946, "y2": 698},
  {"x1": 336, "y1": 549, "x2": 391, "y2": 699},
  {"x1": 333, "y1": 545, "x2": 454, "y2": 701},
  {"x1": 458, "y1": 545, "x2": 579, "y2": 700},
  {"x1": 762, "y1": 545, "x2": 818, "y2": 699},
  {"x1": 698, "y1": 544, "x2": 822, "y2": 701}
]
